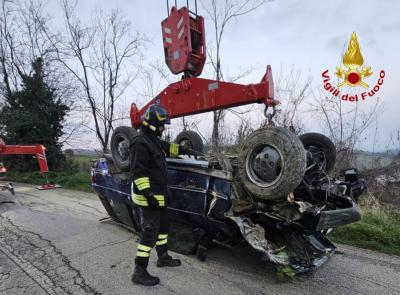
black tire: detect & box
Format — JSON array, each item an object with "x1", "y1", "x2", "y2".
[
  {"x1": 237, "y1": 127, "x2": 306, "y2": 201},
  {"x1": 111, "y1": 126, "x2": 138, "y2": 171},
  {"x1": 175, "y1": 130, "x2": 204, "y2": 153},
  {"x1": 299, "y1": 133, "x2": 336, "y2": 173}
]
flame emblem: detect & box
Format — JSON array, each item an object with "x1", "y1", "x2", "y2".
[{"x1": 335, "y1": 32, "x2": 373, "y2": 88}]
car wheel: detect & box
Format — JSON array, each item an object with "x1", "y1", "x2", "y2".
[
  {"x1": 299, "y1": 132, "x2": 336, "y2": 173},
  {"x1": 111, "y1": 126, "x2": 138, "y2": 171},
  {"x1": 175, "y1": 130, "x2": 204, "y2": 153},
  {"x1": 237, "y1": 127, "x2": 306, "y2": 200}
]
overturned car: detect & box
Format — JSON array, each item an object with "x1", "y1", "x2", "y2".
[{"x1": 91, "y1": 126, "x2": 365, "y2": 273}]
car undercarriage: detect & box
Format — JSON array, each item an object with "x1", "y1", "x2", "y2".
[{"x1": 92, "y1": 127, "x2": 365, "y2": 274}]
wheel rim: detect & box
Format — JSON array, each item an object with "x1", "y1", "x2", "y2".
[
  {"x1": 116, "y1": 136, "x2": 129, "y2": 162},
  {"x1": 245, "y1": 144, "x2": 283, "y2": 187},
  {"x1": 179, "y1": 138, "x2": 193, "y2": 149}
]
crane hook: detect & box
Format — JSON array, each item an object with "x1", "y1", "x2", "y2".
[{"x1": 264, "y1": 105, "x2": 276, "y2": 126}]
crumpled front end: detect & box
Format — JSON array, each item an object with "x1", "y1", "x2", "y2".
[
  {"x1": 227, "y1": 179, "x2": 361, "y2": 273},
  {"x1": 228, "y1": 213, "x2": 337, "y2": 273},
  {"x1": 225, "y1": 162, "x2": 364, "y2": 273}
]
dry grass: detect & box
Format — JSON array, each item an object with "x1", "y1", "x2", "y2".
[{"x1": 330, "y1": 193, "x2": 400, "y2": 255}]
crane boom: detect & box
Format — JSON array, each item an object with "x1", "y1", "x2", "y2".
[
  {"x1": 130, "y1": 2, "x2": 278, "y2": 128},
  {"x1": 0, "y1": 139, "x2": 49, "y2": 173},
  {"x1": 130, "y1": 65, "x2": 276, "y2": 127}
]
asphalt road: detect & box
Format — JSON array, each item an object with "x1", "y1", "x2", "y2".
[{"x1": 0, "y1": 184, "x2": 399, "y2": 295}]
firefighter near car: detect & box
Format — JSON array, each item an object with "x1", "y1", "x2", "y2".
[{"x1": 130, "y1": 104, "x2": 200, "y2": 286}]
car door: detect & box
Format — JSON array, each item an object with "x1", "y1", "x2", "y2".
[{"x1": 167, "y1": 168, "x2": 209, "y2": 227}]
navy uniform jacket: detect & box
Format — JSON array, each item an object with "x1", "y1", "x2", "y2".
[{"x1": 129, "y1": 126, "x2": 184, "y2": 207}]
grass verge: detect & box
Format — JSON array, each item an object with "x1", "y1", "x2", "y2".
[
  {"x1": 7, "y1": 171, "x2": 93, "y2": 193},
  {"x1": 329, "y1": 194, "x2": 400, "y2": 256}
]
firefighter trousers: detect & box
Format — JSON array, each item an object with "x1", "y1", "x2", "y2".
[{"x1": 135, "y1": 207, "x2": 169, "y2": 267}]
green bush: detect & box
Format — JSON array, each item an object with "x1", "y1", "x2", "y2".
[
  {"x1": 7, "y1": 154, "x2": 97, "y2": 192},
  {"x1": 8, "y1": 171, "x2": 93, "y2": 193},
  {"x1": 63, "y1": 154, "x2": 97, "y2": 172},
  {"x1": 330, "y1": 195, "x2": 400, "y2": 255}
]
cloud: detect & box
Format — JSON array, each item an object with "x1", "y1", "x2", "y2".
[
  {"x1": 47, "y1": 0, "x2": 400, "y2": 151},
  {"x1": 379, "y1": 23, "x2": 400, "y2": 33},
  {"x1": 325, "y1": 35, "x2": 347, "y2": 50}
]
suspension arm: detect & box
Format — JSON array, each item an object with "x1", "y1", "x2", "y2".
[{"x1": 130, "y1": 65, "x2": 278, "y2": 127}]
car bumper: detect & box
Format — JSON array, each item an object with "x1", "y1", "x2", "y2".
[{"x1": 316, "y1": 200, "x2": 360, "y2": 231}]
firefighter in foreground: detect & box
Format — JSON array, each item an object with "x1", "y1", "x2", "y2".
[{"x1": 130, "y1": 104, "x2": 201, "y2": 286}]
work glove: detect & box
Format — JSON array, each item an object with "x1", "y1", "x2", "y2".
[
  {"x1": 182, "y1": 147, "x2": 203, "y2": 159},
  {"x1": 144, "y1": 191, "x2": 159, "y2": 209}
]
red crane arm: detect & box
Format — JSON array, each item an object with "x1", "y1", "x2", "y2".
[
  {"x1": 130, "y1": 65, "x2": 278, "y2": 127},
  {"x1": 0, "y1": 141, "x2": 49, "y2": 173}
]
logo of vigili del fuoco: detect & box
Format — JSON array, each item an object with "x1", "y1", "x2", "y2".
[{"x1": 322, "y1": 32, "x2": 385, "y2": 102}]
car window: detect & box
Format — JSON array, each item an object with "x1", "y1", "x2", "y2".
[
  {"x1": 168, "y1": 169, "x2": 208, "y2": 190},
  {"x1": 211, "y1": 178, "x2": 231, "y2": 198}
]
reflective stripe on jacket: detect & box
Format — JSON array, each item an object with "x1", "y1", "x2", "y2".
[
  {"x1": 130, "y1": 126, "x2": 184, "y2": 207},
  {"x1": 131, "y1": 183, "x2": 165, "y2": 207}
]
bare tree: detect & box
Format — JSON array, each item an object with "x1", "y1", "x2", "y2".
[
  {"x1": 135, "y1": 61, "x2": 173, "y2": 105},
  {"x1": 137, "y1": 61, "x2": 206, "y2": 140},
  {"x1": 271, "y1": 66, "x2": 312, "y2": 133},
  {"x1": 310, "y1": 86, "x2": 382, "y2": 169},
  {"x1": 235, "y1": 115, "x2": 254, "y2": 146},
  {"x1": 58, "y1": 0, "x2": 146, "y2": 152},
  {"x1": 0, "y1": 0, "x2": 16, "y2": 98},
  {"x1": 0, "y1": 0, "x2": 81, "y2": 144},
  {"x1": 388, "y1": 129, "x2": 400, "y2": 155},
  {"x1": 0, "y1": 0, "x2": 62, "y2": 97},
  {"x1": 200, "y1": 0, "x2": 266, "y2": 151}
]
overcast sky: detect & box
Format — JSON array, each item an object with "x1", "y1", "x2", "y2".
[{"x1": 49, "y1": 0, "x2": 400, "y2": 152}]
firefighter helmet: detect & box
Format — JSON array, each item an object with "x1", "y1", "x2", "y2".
[{"x1": 142, "y1": 104, "x2": 171, "y2": 129}]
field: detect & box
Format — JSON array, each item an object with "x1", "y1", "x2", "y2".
[{"x1": 330, "y1": 194, "x2": 400, "y2": 255}]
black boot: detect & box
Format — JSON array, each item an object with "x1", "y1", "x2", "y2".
[
  {"x1": 196, "y1": 244, "x2": 207, "y2": 262},
  {"x1": 157, "y1": 253, "x2": 181, "y2": 267},
  {"x1": 131, "y1": 264, "x2": 160, "y2": 286}
]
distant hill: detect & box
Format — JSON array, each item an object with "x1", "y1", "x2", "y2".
[
  {"x1": 64, "y1": 149, "x2": 101, "y2": 157},
  {"x1": 349, "y1": 150, "x2": 396, "y2": 171}
]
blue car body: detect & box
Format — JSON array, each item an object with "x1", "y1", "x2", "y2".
[{"x1": 91, "y1": 157, "x2": 362, "y2": 273}]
